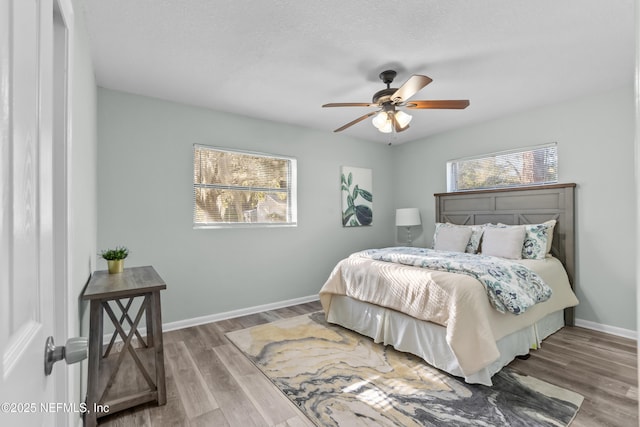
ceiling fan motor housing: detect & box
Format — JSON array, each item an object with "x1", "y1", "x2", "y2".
[
  {"x1": 373, "y1": 70, "x2": 399, "y2": 104},
  {"x1": 372, "y1": 88, "x2": 397, "y2": 105}
]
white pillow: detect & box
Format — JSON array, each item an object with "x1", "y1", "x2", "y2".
[
  {"x1": 433, "y1": 226, "x2": 473, "y2": 253},
  {"x1": 482, "y1": 226, "x2": 526, "y2": 259},
  {"x1": 433, "y1": 223, "x2": 485, "y2": 253}
]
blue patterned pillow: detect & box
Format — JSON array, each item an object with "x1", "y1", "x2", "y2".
[
  {"x1": 497, "y1": 220, "x2": 556, "y2": 260},
  {"x1": 522, "y1": 220, "x2": 556, "y2": 259}
]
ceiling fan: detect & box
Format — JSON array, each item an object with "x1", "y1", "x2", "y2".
[{"x1": 322, "y1": 70, "x2": 470, "y2": 133}]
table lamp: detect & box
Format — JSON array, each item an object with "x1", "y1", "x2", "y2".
[{"x1": 395, "y1": 208, "x2": 421, "y2": 246}]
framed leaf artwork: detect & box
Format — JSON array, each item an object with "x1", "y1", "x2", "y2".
[{"x1": 341, "y1": 166, "x2": 373, "y2": 227}]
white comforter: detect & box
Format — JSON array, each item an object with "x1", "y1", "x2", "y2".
[{"x1": 319, "y1": 252, "x2": 579, "y2": 377}]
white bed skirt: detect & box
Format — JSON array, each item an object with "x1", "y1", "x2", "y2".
[{"x1": 325, "y1": 295, "x2": 564, "y2": 386}]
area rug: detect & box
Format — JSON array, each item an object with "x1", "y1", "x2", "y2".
[{"x1": 226, "y1": 312, "x2": 583, "y2": 427}]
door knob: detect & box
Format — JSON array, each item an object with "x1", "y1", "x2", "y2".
[{"x1": 44, "y1": 336, "x2": 88, "y2": 376}]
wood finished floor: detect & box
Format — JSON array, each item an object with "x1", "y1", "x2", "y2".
[{"x1": 99, "y1": 301, "x2": 638, "y2": 427}]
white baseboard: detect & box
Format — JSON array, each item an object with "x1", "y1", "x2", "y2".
[
  {"x1": 162, "y1": 294, "x2": 320, "y2": 332},
  {"x1": 574, "y1": 318, "x2": 638, "y2": 341},
  {"x1": 103, "y1": 294, "x2": 321, "y2": 342}
]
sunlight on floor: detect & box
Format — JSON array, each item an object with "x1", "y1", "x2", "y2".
[
  {"x1": 342, "y1": 376, "x2": 393, "y2": 411},
  {"x1": 342, "y1": 376, "x2": 395, "y2": 412},
  {"x1": 342, "y1": 368, "x2": 453, "y2": 413},
  {"x1": 356, "y1": 388, "x2": 394, "y2": 411}
]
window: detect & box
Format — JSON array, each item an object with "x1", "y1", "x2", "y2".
[
  {"x1": 193, "y1": 145, "x2": 297, "y2": 228},
  {"x1": 447, "y1": 143, "x2": 558, "y2": 192}
]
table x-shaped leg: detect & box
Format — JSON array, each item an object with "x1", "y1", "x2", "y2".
[
  {"x1": 99, "y1": 296, "x2": 156, "y2": 403},
  {"x1": 103, "y1": 298, "x2": 148, "y2": 357}
]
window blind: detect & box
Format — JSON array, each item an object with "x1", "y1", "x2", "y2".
[
  {"x1": 447, "y1": 143, "x2": 558, "y2": 192},
  {"x1": 193, "y1": 145, "x2": 297, "y2": 227}
]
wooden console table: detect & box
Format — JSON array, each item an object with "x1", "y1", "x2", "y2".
[{"x1": 82, "y1": 266, "x2": 167, "y2": 426}]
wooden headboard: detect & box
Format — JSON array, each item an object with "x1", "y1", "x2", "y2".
[{"x1": 434, "y1": 183, "x2": 576, "y2": 325}]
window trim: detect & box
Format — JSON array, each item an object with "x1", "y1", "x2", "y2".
[
  {"x1": 446, "y1": 142, "x2": 558, "y2": 192},
  {"x1": 193, "y1": 144, "x2": 298, "y2": 229}
]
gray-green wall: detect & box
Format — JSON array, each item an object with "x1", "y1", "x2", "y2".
[
  {"x1": 392, "y1": 86, "x2": 636, "y2": 332},
  {"x1": 97, "y1": 89, "x2": 395, "y2": 324},
  {"x1": 97, "y1": 85, "x2": 636, "y2": 334}
]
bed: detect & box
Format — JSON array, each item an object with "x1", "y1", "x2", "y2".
[{"x1": 319, "y1": 183, "x2": 578, "y2": 386}]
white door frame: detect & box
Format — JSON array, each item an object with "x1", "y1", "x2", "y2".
[{"x1": 52, "y1": 0, "x2": 74, "y2": 425}]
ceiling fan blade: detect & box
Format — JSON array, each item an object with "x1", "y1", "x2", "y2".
[
  {"x1": 390, "y1": 75, "x2": 432, "y2": 104},
  {"x1": 333, "y1": 111, "x2": 377, "y2": 132},
  {"x1": 322, "y1": 102, "x2": 377, "y2": 108},
  {"x1": 406, "y1": 100, "x2": 470, "y2": 109}
]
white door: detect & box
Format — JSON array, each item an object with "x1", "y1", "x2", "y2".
[{"x1": 0, "y1": 0, "x2": 66, "y2": 425}]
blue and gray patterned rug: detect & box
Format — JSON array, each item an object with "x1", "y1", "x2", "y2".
[{"x1": 226, "y1": 312, "x2": 583, "y2": 427}]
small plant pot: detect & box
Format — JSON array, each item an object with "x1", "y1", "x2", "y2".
[{"x1": 107, "y1": 259, "x2": 124, "y2": 274}]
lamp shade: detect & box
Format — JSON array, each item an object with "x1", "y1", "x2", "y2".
[
  {"x1": 372, "y1": 111, "x2": 393, "y2": 133},
  {"x1": 372, "y1": 111, "x2": 388, "y2": 128},
  {"x1": 395, "y1": 208, "x2": 421, "y2": 227},
  {"x1": 394, "y1": 110, "x2": 412, "y2": 128}
]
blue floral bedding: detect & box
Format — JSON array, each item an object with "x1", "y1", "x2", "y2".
[{"x1": 354, "y1": 247, "x2": 552, "y2": 315}]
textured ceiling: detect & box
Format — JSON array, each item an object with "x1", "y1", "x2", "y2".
[{"x1": 79, "y1": 0, "x2": 635, "y2": 144}]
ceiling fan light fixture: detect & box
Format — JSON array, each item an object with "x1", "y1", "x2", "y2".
[
  {"x1": 395, "y1": 110, "x2": 412, "y2": 128},
  {"x1": 372, "y1": 112, "x2": 393, "y2": 133},
  {"x1": 372, "y1": 111, "x2": 388, "y2": 129},
  {"x1": 372, "y1": 110, "x2": 411, "y2": 133},
  {"x1": 378, "y1": 118, "x2": 393, "y2": 133}
]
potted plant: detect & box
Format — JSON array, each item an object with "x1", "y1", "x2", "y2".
[{"x1": 100, "y1": 246, "x2": 129, "y2": 274}]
